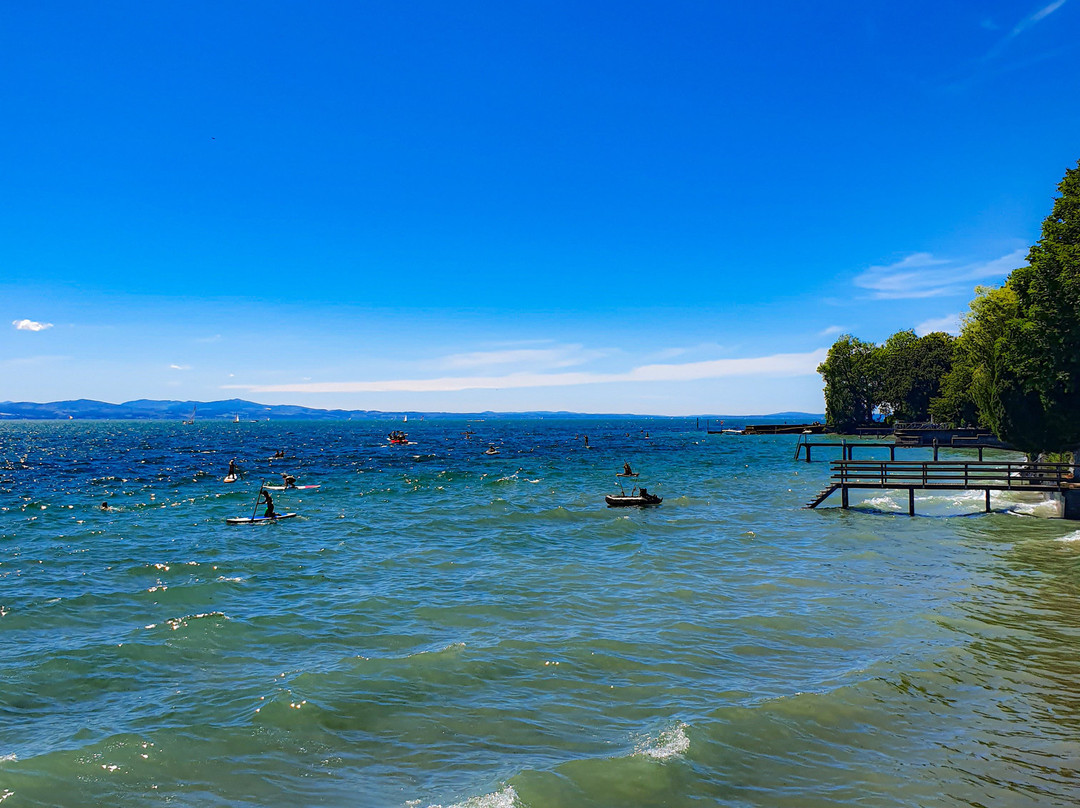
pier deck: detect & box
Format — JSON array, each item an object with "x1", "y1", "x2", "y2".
[
  {"x1": 794, "y1": 435, "x2": 1006, "y2": 462},
  {"x1": 807, "y1": 459, "x2": 1078, "y2": 516}
]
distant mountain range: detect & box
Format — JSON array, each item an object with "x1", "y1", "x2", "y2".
[{"x1": 0, "y1": 398, "x2": 824, "y2": 422}]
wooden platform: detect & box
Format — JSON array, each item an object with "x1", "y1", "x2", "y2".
[
  {"x1": 794, "y1": 435, "x2": 1007, "y2": 462},
  {"x1": 806, "y1": 459, "x2": 1077, "y2": 515}
]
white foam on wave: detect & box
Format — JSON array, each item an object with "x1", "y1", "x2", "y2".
[
  {"x1": 0, "y1": 753, "x2": 16, "y2": 762},
  {"x1": 634, "y1": 722, "x2": 690, "y2": 760},
  {"x1": 1055, "y1": 529, "x2": 1080, "y2": 543},
  {"x1": 1010, "y1": 496, "x2": 1061, "y2": 518},
  {"x1": 413, "y1": 785, "x2": 519, "y2": 808},
  {"x1": 862, "y1": 495, "x2": 902, "y2": 512}
]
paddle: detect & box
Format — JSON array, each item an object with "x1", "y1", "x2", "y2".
[{"x1": 251, "y1": 481, "x2": 265, "y2": 521}]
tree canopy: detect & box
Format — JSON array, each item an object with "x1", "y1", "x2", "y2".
[
  {"x1": 816, "y1": 335, "x2": 881, "y2": 432},
  {"x1": 818, "y1": 331, "x2": 955, "y2": 431},
  {"x1": 980, "y1": 160, "x2": 1080, "y2": 454},
  {"x1": 818, "y1": 159, "x2": 1080, "y2": 450}
]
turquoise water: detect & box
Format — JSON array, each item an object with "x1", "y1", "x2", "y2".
[{"x1": 3, "y1": 420, "x2": 1080, "y2": 807}]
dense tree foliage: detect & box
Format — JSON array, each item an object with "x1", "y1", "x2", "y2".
[
  {"x1": 981, "y1": 160, "x2": 1080, "y2": 455},
  {"x1": 879, "y1": 330, "x2": 955, "y2": 423},
  {"x1": 816, "y1": 335, "x2": 882, "y2": 432},
  {"x1": 819, "y1": 159, "x2": 1080, "y2": 447},
  {"x1": 928, "y1": 285, "x2": 1019, "y2": 427},
  {"x1": 818, "y1": 331, "x2": 954, "y2": 430}
]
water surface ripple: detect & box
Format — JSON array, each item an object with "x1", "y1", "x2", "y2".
[{"x1": 2, "y1": 420, "x2": 1080, "y2": 807}]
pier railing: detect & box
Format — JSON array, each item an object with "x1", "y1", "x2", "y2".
[
  {"x1": 806, "y1": 459, "x2": 1078, "y2": 514},
  {"x1": 831, "y1": 459, "x2": 1074, "y2": 490}
]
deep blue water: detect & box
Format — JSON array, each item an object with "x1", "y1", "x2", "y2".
[{"x1": 3, "y1": 420, "x2": 1080, "y2": 807}]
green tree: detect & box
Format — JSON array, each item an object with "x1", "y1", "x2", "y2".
[
  {"x1": 817, "y1": 335, "x2": 882, "y2": 432},
  {"x1": 929, "y1": 284, "x2": 1019, "y2": 427},
  {"x1": 983, "y1": 160, "x2": 1080, "y2": 456},
  {"x1": 879, "y1": 330, "x2": 955, "y2": 423}
]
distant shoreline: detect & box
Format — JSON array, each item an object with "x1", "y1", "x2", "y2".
[{"x1": 0, "y1": 398, "x2": 823, "y2": 422}]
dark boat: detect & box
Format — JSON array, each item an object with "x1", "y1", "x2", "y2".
[
  {"x1": 605, "y1": 487, "x2": 662, "y2": 507},
  {"x1": 388, "y1": 430, "x2": 409, "y2": 445}
]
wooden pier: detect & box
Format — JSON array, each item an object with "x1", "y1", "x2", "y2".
[
  {"x1": 806, "y1": 459, "x2": 1079, "y2": 516},
  {"x1": 794, "y1": 434, "x2": 1002, "y2": 463}
]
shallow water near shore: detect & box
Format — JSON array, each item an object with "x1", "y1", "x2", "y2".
[{"x1": 3, "y1": 419, "x2": 1080, "y2": 807}]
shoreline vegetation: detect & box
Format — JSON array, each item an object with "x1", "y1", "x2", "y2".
[{"x1": 818, "y1": 159, "x2": 1080, "y2": 462}]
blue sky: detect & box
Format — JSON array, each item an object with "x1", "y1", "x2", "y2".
[{"x1": 2, "y1": 1, "x2": 1078, "y2": 414}]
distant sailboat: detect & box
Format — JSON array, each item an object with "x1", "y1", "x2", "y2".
[
  {"x1": 403, "y1": 414, "x2": 408, "y2": 423},
  {"x1": 234, "y1": 413, "x2": 240, "y2": 423},
  {"x1": 183, "y1": 405, "x2": 196, "y2": 425}
]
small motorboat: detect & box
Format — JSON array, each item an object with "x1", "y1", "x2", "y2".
[
  {"x1": 484, "y1": 445, "x2": 500, "y2": 455},
  {"x1": 605, "y1": 487, "x2": 662, "y2": 507}
]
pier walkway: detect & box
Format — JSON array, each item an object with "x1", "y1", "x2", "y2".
[
  {"x1": 806, "y1": 459, "x2": 1079, "y2": 516},
  {"x1": 794, "y1": 434, "x2": 1005, "y2": 463}
]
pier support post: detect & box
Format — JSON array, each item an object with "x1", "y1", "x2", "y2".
[
  {"x1": 985, "y1": 489, "x2": 991, "y2": 513},
  {"x1": 841, "y1": 486, "x2": 849, "y2": 509},
  {"x1": 933, "y1": 439, "x2": 939, "y2": 461},
  {"x1": 979, "y1": 446, "x2": 984, "y2": 461},
  {"x1": 805, "y1": 444, "x2": 811, "y2": 463},
  {"x1": 908, "y1": 488, "x2": 915, "y2": 516},
  {"x1": 1063, "y1": 488, "x2": 1080, "y2": 520},
  {"x1": 890, "y1": 445, "x2": 895, "y2": 461}
]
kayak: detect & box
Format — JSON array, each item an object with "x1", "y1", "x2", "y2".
[
  {"x1": 263, "y1": 484, "x2": 321, "y2": 491},
  {"x1": 226, "y1": 513, "x2": 298, "y2": 525},
  {"x1": 224, "y1": 474, "x2": 239, "y2": 483}
]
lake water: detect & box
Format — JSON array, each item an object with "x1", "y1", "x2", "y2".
[{"x1": 3, "y1": 419, "x2": 1080, "y2": 807}]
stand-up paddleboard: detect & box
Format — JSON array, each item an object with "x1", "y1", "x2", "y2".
[
  {"x1": 224, "y1": 474, "x2": 239, "y2": 483},
  {"x1": 225, "y1": 513, "x2": 298, "y2": 525},
  {"x1": 263, "y1": 484, "x2": 321, "y2": 491}
]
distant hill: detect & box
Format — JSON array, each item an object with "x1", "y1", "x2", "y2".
[{"x1": 0, "y1": 398, "x2": 823, "y2": 422}]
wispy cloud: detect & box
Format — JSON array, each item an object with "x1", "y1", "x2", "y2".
[
  {"x1": 854, "y1": 249, "x2": 1025, "y2": 299},
  {"x1": 169, "y1": 363, "x2": 192, "y2": 371},
  {"x1": 915, "y1": 313, "x2": 962, "y2": 336},
  {"x1": 12, "y1": 319, "x2": 53, "y2": 332},
  {"x1": 1011, "y1": 0, "x2": 1067, "y2": 37},
  {"x1": 819, "y1": 325, "x2": 848, "y2": 336},
  {"x1": 983, "y1": 0, "x2": 1068, "y2": 60},
  {"x1": 195, "y1": 334, "x2": 222, "y2": 343},
  {"x1": 437, "y1": 343, "x2": 608, "y2": 371},
  {"x1": 0, "y1": 354, "x2": 70, "y2": 367},
  {"x1": 224, "y1": 349, "x2": 828, "y2": 394}
]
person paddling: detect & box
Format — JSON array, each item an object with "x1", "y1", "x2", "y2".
[
  {"x1": 228, "y1": 459, "x2": 239, "y2": 478},
  {"x1": 281, "y1": 472, "x2": 297, "y2": 489},
  {"x1": 258, "y1": 488, "x2": 276, "y2": 518}
]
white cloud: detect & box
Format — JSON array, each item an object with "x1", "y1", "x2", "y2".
[
  {"x1": 196, "y1": 334, "x2": 222, "y2": 343},
  {"x1": 981, "y1": 0, "x2": 1068, "y2": 62},
  {"x1": 819, "y1": 325, "x2": 847, "y2": 336},
  {"x1": 854, "y1": 249, "x2": 1025, "y2": 299},
  {"x1": 437, "y1": 343, "x2": 608, "y2": 371},
  {"x1": 1012, "y1": 0, "x2": 1067, "y2": 37},
  {"x1": 224, "y1": 349, "x2": 828, "y2": 395},
  {"x1": 915, "y1": 313, "x2": 962, "y2": 336},
  {"x1": 12, "y1": 319, "x2": 53, "y2": 332},
  {"x1": 169, "y1": 364, "x2": 192, "y2": 371}
]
